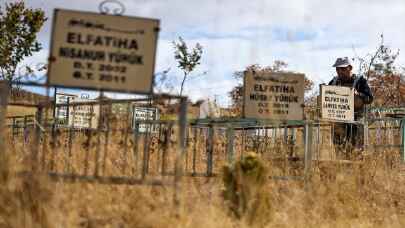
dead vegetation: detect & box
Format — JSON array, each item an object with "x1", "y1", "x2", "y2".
[{"x1": 0, "y1": 126, "x2": 405, "y2": 228}]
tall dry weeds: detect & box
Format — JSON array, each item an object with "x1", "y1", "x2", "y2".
[
  {"x1": 0, "y1": 128, "x2": 405, "y2": 227},
  {"x1": 222, "y1": 152, "x2": 271, "y2": 226}
]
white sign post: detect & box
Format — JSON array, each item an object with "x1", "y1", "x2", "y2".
[
  {"x1": 320, "y1": 85, "x2": 354, "y2": 121},
  {"x1": 243, "y1": 71, "x2": 305, "y2": 120},
  {"x1": 48, "y1": 9, "x2": 159, "y2": 93}
]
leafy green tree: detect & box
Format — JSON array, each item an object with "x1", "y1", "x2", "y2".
[
  {"x1": 0, "y1": 1, "x2": 46, "y2": 84},
  {"x1": 173, "y1": 36, "x2": 203, "y2": 96}
]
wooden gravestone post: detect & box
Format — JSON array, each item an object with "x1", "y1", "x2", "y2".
[{"x1": 0, "y1": 81, "x2": 10, "y2": 183}]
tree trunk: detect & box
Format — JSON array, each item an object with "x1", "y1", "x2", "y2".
[{"x1": 179, "y1": 72, "x2": 187, "y2": 96}]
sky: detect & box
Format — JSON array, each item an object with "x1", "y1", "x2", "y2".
[{"x1": 4, "y1": 0, "x2": 405, "y2": 106}]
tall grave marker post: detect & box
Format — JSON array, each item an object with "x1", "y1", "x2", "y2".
[
  {"x1": 47, "y1": 8, "x2": 160, "y2": 175},
  {"x1": 46, "y1": 6, "x2": 189, "y2": 206},
  {"x1": 319, "y1": 84, "x2": 354, "y2": 160},
  {"x1": 0, "y1": 82, "x2": 9, "y2": 182},
  {"x1": 242, "y1": 71, "x2": 312, "y2": 179},
  {"x1": 47, "y1": 8, "x2": 161, "y2": 175}
]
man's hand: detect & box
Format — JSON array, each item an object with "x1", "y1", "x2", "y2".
[{"x1": 354, "y1": 91, "x2": 364, "y2": 110}]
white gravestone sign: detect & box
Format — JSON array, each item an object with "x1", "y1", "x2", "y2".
[
  {"x1": 320, "y1": 85, "x2": 354, "y2": 121},
  {"x1": 68, "y1": 99, "x2": 99, "y2": 129},
  {"x1": 48, "y1": 9, "x2": 159, "y2": 93},
  {"x1": 133, "y1": 107, "x2": 159, "y2": 133},
  {"x1": 55, "y1": 93, "x2": 99, "y2": 128},
  {"x1": 243, "y1": 71, "x2": 305, "y2": 120},
  {"x1": 55, "y1": 93, "x2": 77, "y2": 124}
]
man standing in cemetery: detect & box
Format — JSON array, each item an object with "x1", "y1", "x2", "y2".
[{"x1": 328, "y1": 57, "x2": 373, "y2": 158}]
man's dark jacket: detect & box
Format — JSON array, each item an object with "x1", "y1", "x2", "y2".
[
  {"x1": 328, "y1": 75, "x2": 373, "y2": 147},
  {"x1": 328, "y1": 74, "x2": 374, "y2": 108}
]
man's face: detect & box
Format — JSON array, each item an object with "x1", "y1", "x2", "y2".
[{"x1": 336, "y1": 66, "x2": 352, "y2": 79}]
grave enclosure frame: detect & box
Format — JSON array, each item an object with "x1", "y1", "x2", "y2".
[
  {"x1": 0, "y1": 7, "x2": 189, "y2": 192},
  {"x1": 5, "y1": 84, "x2": 188, "y2": 187},
  {"x1": 3, "y1": 84, "x2": 405, "y2": 191}
]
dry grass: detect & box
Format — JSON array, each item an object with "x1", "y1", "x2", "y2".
[{"x1": 1, "y1": 127, "x2": 405, "y2": 228}]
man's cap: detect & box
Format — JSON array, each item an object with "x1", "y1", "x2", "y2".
[{"x1": 332, "y1": 57, "x2": 352, "y2": 68}]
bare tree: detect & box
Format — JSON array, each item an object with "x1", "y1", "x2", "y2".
[{"x1": 353, "y1": 34, "x2": 403, "y2": 106}]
